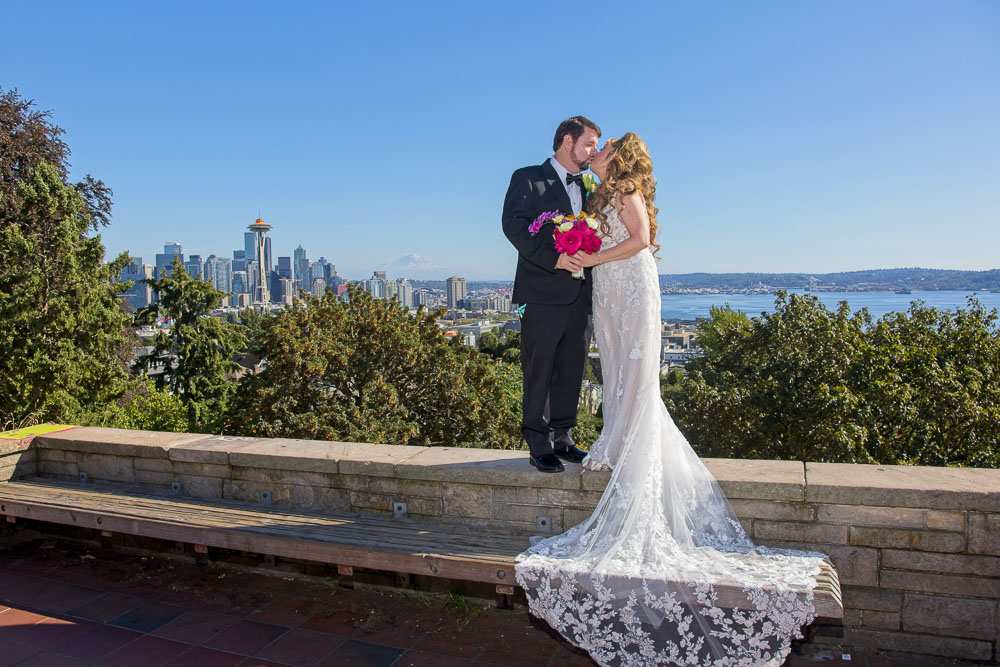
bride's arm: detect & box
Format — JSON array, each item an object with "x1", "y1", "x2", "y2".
[{"x1": 579, "y1": 192, "x2": 650, "y2": 267}]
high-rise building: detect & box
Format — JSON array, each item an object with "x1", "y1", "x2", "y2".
[
  {"x1": 397, "y1": 280, "x2": 413, "y2": 308},
  {"x1": 277, "y1": 256, "x2": 293, "y2": 280},
  {"x1": 204, "y1": 255, "x2": 233, "y2": 298},
  {"x1": 232, "y1": 249, "x2": 247, "y2": 273},
  {"x1": 385, "y1": 279, "x2": 398, "y2": 300},
  {"x1": 278, "y1": 278, "x2": 295, "y2": 305},
  {"x1": 232, "y1": 270, "x2": 249, "y2": 298},
  {"x1": 119, "y1": 258, "x2": 153, "y2": 310},
  {"x1": 184, "y1": 255, "x2": 203, "y2": 280},
  {"x1": 311, "y1": 278, "x2": 327, "y2": 296},
  {"x1": 311, "y1": 259, "x2": 328, "y2": 281},
  {"x1": 294, "y1": 246, "x2": 309, "y2": 293},
  {"x1": 248, "y1": 218, "x2": 271, "y2": 304},
  {"x1": 154, "y1": 242, "x2": 183, "y2": 280},
  {"x1": 446, "y1": 276, "x2": 467, "y2": 309},
  {"x1": 262, "y1": 237, "x2": 273, "y2": 275},
  {"x1": 323, "y1": 263, "x2": 338, "y2": 284},
  {"x1": 373, "y1": 271, "x2": 387, "y2": 281},
  {"x1": 244, "y1": 232, "x2": 257, "y2": 263}
]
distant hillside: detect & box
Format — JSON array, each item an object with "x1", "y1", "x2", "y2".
[{"x1": 658, "y1": 268, "x2": 1000, "y2": 291}]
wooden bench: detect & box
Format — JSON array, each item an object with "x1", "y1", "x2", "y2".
[{"x1": 0, "y1": 476, "x2": 842, "y2": 618}]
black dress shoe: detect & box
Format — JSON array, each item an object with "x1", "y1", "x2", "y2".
[
  {"x1": 529, "y1": 453, "x2": 565, "y2": 473},
  {"x1": 554, "y1": 444, "x2": 588, "y2": 463}
]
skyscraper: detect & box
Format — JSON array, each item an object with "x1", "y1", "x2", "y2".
[
  {"x1": 204, "y1": 255, "x2": 233, "y2": 297},
  {"x1": 446, "y1": 276, "x2": 467, "y2": 309},
  {"x1": 248, "y1": 218, "x2": 271, "y2": 304},
  {"x1": 155, "y1": 242, "x2": 183, "y2": 279},
  {"x1": 119, "y1": 258, "x2": 153, "y2": 310},
  {"x1": 397, "y1": 280, "x2": 413, "y2": 309},
  {"x1": 294, "y1": 245, "x2": 309, "y2": 293},
  {"x1": 277, "y1": 256, "x2": 292, "y2": 280},
  {"x1": 184, "y1": 255, "x2": 203, "y2": 280}
]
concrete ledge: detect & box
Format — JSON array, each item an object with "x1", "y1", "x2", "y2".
[{"x1": 6, "y1": 426, "x2": 999, "y2": 663}]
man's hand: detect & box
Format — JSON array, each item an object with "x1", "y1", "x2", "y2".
[{"x1": 555, "y1": 253, "x2": 584, "y2": 273}]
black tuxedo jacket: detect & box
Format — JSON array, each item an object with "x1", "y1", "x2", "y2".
[{"x1": 502, "y1": 160, "x2": 594, "y2": 306}]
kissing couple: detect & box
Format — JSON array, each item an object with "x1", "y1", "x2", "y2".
[{"x1": 502, "y1": 116, "x2": 829, "y2": 666}]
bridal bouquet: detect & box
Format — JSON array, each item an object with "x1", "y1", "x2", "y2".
[{"x1": 529, "y1": 212, "x2": 601, "y2": 279}]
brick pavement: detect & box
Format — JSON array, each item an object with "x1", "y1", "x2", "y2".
[{"x1": 0, "y1": 540, "x2": 949, "y2": 666}]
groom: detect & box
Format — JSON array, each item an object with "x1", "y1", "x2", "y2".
[{"x1": 502, "y1": 116, "x2": 601, "y2": 472}]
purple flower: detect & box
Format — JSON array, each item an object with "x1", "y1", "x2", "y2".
[{"x1": 529, "y1": 211, "x2": 561, "y2": 235}]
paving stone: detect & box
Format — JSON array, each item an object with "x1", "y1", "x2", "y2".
[
  {"x1": 75, "y1": 453, "x2": 135, "y2": 483},
  {"x1": 396, "y1": 447, "x2": 581, "y2": 490},
  {"x1": 338, "y1": 444, "x2": 430, "y2": 478},
  {"x1": 37, "y1": 427, "x2": 204, "y2": 459}
]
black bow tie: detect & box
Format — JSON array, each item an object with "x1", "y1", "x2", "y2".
[{"x1": 565, "y1": 172, "x2": 585, "y2": 189}]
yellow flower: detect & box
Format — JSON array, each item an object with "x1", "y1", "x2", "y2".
[
  {"x1": 558, "y1": 221, "x2": 574, "y2": 233},
  {"x1": 586, "y1": 217, "x2": 599, "y2": 230},
  {"x1": 582, "y1": 173, "x2": 596, "y2": 192},
  {"x1": 553, "y1": 215, "x2": 564, "y2": 224}
]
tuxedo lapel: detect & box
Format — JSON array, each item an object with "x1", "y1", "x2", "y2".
[{"x1": 540, "y1": 160, "x2": 573, "y2": 216}]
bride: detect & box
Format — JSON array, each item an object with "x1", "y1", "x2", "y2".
[{"x1": 514, "y1": 133, "x2": 827, "y2": 666}]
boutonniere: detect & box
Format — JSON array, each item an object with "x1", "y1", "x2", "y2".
[{"x1": 582, "y1": 173, "x2": 596, "y2": 193}]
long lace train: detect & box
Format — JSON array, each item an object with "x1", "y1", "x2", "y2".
[{"x1": 515, "y1": 206, "x2": 827, "y2": 666}]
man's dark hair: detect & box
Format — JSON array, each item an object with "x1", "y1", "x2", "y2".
[{"x1": 552, "y1": 116, "x2": 602, "y2": 152}]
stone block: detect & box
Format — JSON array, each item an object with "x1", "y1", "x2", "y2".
[
  {"x1": 231, "y1": 466, "x2": 335, "y2": 488},
  {"x1": 168, "y1": 437, "x2": 244, "y2": 464},
  {"x1": 813, "y1": 627, "x2": 993, "y2": 661},
  {"x1": 849, "y1": 526, "x2": 965, "y2": 553},
  {"x1": 925, "y1": 510, "x2": 964, "y2": 531},
  {"x1": 76, "y1": 453, "x2": 135, "y2": 483},
  {"x1": 222, "y1": 479, "x2": 264, "y2": 504},
  {"x1": 968, "y1": 513, "x2": 1000, "y2": 556},
  {"x1": 368, "y1": 477, "x2": 442, "y2": 498},
  {"x1": 226, "y1": 437, "x2": 357, "y2": 474},
  {"x1": 37, "y1": 427, "x2": 205, "y2": 459},
  {"x1": 405, "y1": 497, "x2": 441, "y2": 517},
  {"x1": 133, "y1": 458, "x2": 174, "y2": 473},
  {"x1": 841, "y1": 608, "x2": 862, "y2": 627},
  {"x1": 178, "y1": 474, "x2": 223, "y2": 499},
  {"x1": 881, "y1": 549, "x2": 1000, "y2": 577},
  {"x1": 349, "y1": 491, "x2": 394, "y2": 512},
  {"x1": 172, "y1": 461, "x2": 229, "y2": 479},
  {"x1": 902, "y1": 593, "x2": 995, "y2": 640},
  {"x1": 537, "y1": 489, "x2": 603, "y2": 510},
  {"x1": 564, "y1": 509, "x2": 592, "y2": 529},
  {"x1": 880, "y1": 569, "x2": 1000, "y2": 599},
  {"x1": 494, "y1": 503, "x2": 563, "y2": 532},
  {"x1": 442, "y1": 484, "x2": 493, "y2": 519},
  {"x1": 703, "y1": 458, "x2": 805, "y2": 501},
  {"x1": 134, "y1": 470, "x2": 176, "y2": 486},
  {"x1": 339, "y1": 475, "x2": 373, "y2": 492},
  {"x1": 396, "y1": 447, "x2": 581, "y2": 490},
  {"x1": 841, "y1": 586, "x2": 902, "y2": 612},
  {"x1": 805, "y1": 462, "x2": 1000, "y2": 512},
  {"x1": 728, "y1": 499, "x2": 815, "y2": 522},
  {"x1": 286, "y1": 485, "x2": 351, "y2": 512},
  {"x1": 37, "y1": 448, "x2": 71, "y2": 462},
  {"x1": 816, "y1": 504, "x2": 925, "y2": 528},
  {"x1": 753, "y1": 520, "x2": 848, "y2": 546},
  {"x1": 861, "y1": 610, "x2": 900, "y2": 630},
  {"x1": 338, "y1": 444, "x2": 429, "y2": 478},
  {"x1": 820, "y1": 545, "x2": 879, "y2": 587},
  {"x1": 37, "y1": 460, "x2": 78, "y2": 478},
  {"x1": 580, "y1": 469, "x2": 611, "y2": 491},
  {"x1": 493, "y1": 486, "x2": 539, "y2": 504}
]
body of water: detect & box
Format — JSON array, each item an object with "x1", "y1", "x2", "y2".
[{"x1": 660, "y1": 291, "x2": 1000, "y2": 321}]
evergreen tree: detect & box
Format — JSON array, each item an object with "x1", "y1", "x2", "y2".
[
  {"x1": 135, "y1": 257, "x2": 245, "y2": 432},
  {"x1": 0, "y1": 163, "x2": 133, "y2": 427},
  {"x1": 227, "y1": 285, "x2": 521, "y2": 447}
]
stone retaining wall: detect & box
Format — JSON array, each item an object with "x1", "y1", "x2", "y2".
[{"x1": 1, "y1": 427, "x2": 998, "y2": 663}]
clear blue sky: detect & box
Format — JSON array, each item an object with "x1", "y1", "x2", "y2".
[{"x1": 3, "y1": 1, "x2": 998, "y2": 279}]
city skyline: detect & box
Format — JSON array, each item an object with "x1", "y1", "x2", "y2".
[{"x1": 3, "y1": 2, "x2": 998, "y2": 278}]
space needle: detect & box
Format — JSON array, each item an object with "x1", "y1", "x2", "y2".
[{"x1": 248, "y1": 217, "x2": 271, "y2": 305}]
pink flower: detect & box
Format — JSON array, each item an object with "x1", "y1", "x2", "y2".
[
  {"x1": 581, "y1": 230, "x2": 602, "y2": 253},
  {"x1": 555, "y1": 229, "x2": 583, "y2": 255}
]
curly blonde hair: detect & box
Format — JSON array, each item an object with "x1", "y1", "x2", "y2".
[{"x1": 586, "y1": 132, "x2": 661, "y2": 257}]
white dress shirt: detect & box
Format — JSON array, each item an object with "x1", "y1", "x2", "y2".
[{"x1": 549, "y1": 156, "x2": 583, "y2": 215}]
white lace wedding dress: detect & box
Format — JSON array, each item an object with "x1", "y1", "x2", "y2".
[{"x1": 515, "y1": 205, "x2": 828, "y2": 666}]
